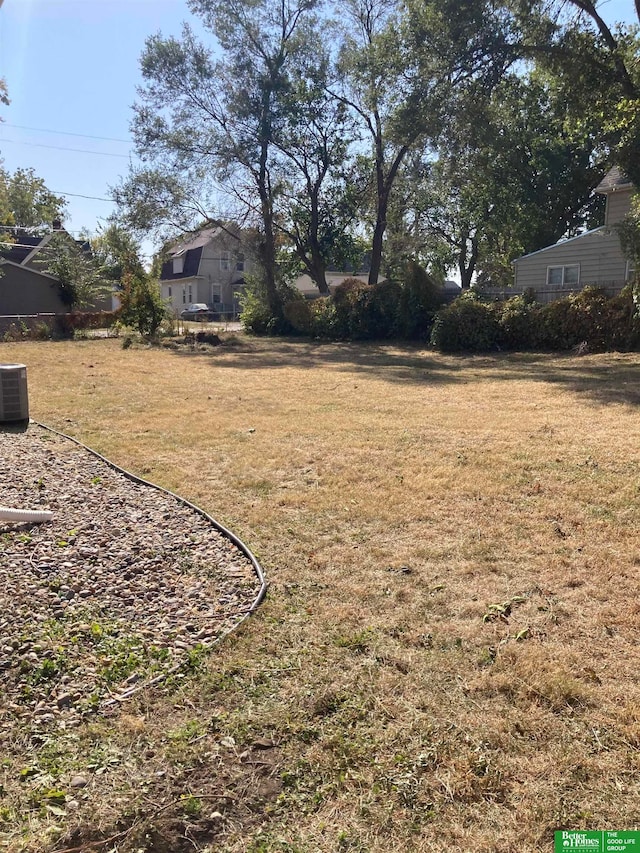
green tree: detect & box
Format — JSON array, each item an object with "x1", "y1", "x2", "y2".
[
  {"x1": 90, "y1": 221, "x2": 147, "y2": 283},
  {"x1": 118, "y1": 270, "x2": 167, "y2": 338},
  {"x1": 334, "y1": 0, "x2": 431, "y2": 286},
  {"x1": 0, "y1": 166, "x2": 66, "y2": 232},
  {"x1": 273, "y1": 51, "x2": 358, "y2": 294},
  {"x1": 117, "y1": 0, "x2": 323, "y2": 319},
  {"x1": 37, "y1": 233, "x2": 111, "y2": 309},
  {"x1": 416, "y1": 73, "x2": 607, "y2": 288}
]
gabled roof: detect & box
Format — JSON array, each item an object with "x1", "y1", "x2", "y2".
[
  {"x1": 0, "y1": 227, "x2": 90, "y2": 268},
  {"x1": 512, "y1": 227, "x2": 607, "y2": 263},
  {"x1": 160, "y1": 224, "x2": 244, "y2": 281},
  {"x1": 595, "y1": 166, "x2": 633, "y2": 194},
  {"x1": 0, "y1": 231, "x2": 44, "y2": 264}
]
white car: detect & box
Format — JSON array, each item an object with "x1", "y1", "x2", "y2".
[{"x1": 180, "y1": 303, "x2": 212, "y2": 321}]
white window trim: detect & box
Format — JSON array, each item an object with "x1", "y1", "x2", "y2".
[
  {"x1": 626, "y1": 259, "x2": 636, "y2": 280},
  {"x1": 546, "y1": 264, "x2": 580, "y2": 287},
  {"x1": 220, "y1": 252, "x2": 230, "y2": 271}
]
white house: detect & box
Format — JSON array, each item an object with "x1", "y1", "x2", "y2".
[{"x1": 159, "y1": 225, "x2": 250, "y2": 317}]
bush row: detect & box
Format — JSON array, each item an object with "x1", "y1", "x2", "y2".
[
  {"x1": 430, "y1": 287, "x2": 640, "y2": 353},
  {"x1": 247, "y1": 262, "x2": 445, "y2": 340}
]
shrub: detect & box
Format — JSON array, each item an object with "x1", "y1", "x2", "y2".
[
  {"x1": 499, "y1": 294, "x2": 542, "y2": 350},
  {"x1": 605, "y1": 285, "x2": 640, "y2": 351},
  {"x1": 309, "y1": 297, "x2": 339, "y2": 338},
  {"x1": 430, "y1": 292, "x2": 502, "y2": 352},
  {"x1": 332, "y1": 278, "x2": 401, "y2": 340},
  {"x1": 397, "y1": 261, "x2": 445, "y2": 339},
  {"x1": 118, "y1": 273, "x2": 167, "y2": 339},
  {"x1": 240, "y1": 276, "x2": 302, "y2": 336},
  {"x1": 284, "y1": 299, "x2": 313, "y2": 335},
  {"x1": 432, "y1": 285, "x2": 640, "y2": 353},
  {"x1": 54, "y1": 310, "x2": 118, "y2": 339}
]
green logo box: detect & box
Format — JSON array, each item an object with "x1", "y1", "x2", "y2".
[{"x1": 555, "y1": 831, "x2": 640, "y2": 852}]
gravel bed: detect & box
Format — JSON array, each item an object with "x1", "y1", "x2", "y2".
[{"x1": 0, "y1": 422, "x2": 262, "y2": 733}]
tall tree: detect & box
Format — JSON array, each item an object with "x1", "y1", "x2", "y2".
[
  {"x1": 334, "y1": 0, "x2": 428, "y2": 286},
  {"x1": 117, "y1": 0, "x2": 322, "y2": 317},
  {"x1": 273, "y1": 50, "x2": 359, "y2": 293},
  {"x1": 418, "y1": 72, "x2": 607, "y2": 287},
  {"x1": 0, "y1": 166, "x2": 66, "y2": 232}
]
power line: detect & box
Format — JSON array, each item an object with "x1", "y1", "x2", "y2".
[
  {"x1": 53, "y1": 190, "x2": 114, "y2": 202},
  {"x1": 0, "y1": 137, "x2": 131, "y2": 158},
  {"x1": 2, "y1": 123, "x2": 130, "y2": 144}
]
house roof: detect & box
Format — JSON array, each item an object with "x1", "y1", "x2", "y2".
[
  {"x1": 160, "y1": 223, "x2": 245, "y2": 281},
  {"x1": 166, "y1": 225, "x2": 241, "y2": 258},
  {"x1": 0, "y1": 228, "x2": 91, "y2": 267},
  {"x1": 595, "y1": 166, "x2": 633, "y2": 194},
  {"x1": 160, "y1": 246, "x2": 204, "y2": 281},
  {"x1": 512, "y1": 226, "x2": 607, "y2": 263},
  {"x1": 0, "y1": 231, "x2": 44, "y2": 265}
]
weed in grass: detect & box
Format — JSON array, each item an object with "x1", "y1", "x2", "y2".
[
  {"x1": 168, "y1": 720, "x2": 206, "y2": 743},
  {"x1": 179, "y1": 794, "x2": 203, "y2": 818},
  {"x1": 334, "y1": 628, "x2": 375, "y2": 654}
]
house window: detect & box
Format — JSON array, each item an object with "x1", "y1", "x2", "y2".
[
  {"x1": 236, "y1": 253, "x2": 245, "y2": 272},
  {"x1": 173, "y1": 255, "x2": 184, "y2": 275},
  {"x1": 220, "y1": 253, "x2": 230, "y2": 271},
  {"x1": 546, "y1": 264, "x2": 579, "y2": 287},
  {"x1": 626, "y1": 259, "x2": 636, "y2": 281},
  {"x1": 168, "y1": 286, "x2": 172, "y2": 298},
  {"x1": 182, "y1": 287, "x2": 187, "y2": 304},
  {"x1": 188, "y1": 284, "x2": 193, "y2": 302}
]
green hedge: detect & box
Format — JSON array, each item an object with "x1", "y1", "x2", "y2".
[
  {"x1": 280, "y1": 265, "x2": 446, "y2": 341},
  {"x1": 430, "y1": 286, "x2": 640, "y2": 353}
]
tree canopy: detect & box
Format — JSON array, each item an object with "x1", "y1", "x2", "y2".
[
  {"x1": 116, "y1": 0, "x2": 640, "y2": 308},
  {"x1": 0, "y1": 166, "x2": 67, "y2": 233}
]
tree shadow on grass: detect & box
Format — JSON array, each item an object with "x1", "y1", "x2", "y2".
[
  {"x1": 165, "y1": 337, "x2": 640, "y2": 405},
  {"x1": 167, "y1": 337, "x2": 466, "y2": 386},
  {"x1": 461, "y1": 351, "x2": 640, "y2": 407}
]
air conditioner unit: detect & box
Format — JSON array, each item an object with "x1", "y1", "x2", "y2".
[{"x1": 0, "y1": 364, "x2": 29, "y2": 422}]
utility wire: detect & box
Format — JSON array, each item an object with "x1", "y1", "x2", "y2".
[
  {"x1": 0, "y1": 137, "x2": 131, "y2": 158},
  {"x1": 2, "y1": 123, "x2": 130, "y2": 144},
  {"x1": 53, "y1": 190, "x2": 114, "y2": 202}
]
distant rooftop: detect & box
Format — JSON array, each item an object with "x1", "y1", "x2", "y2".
[{"x1": 595, "y1": 166, "x2": 633, "y2": 194}]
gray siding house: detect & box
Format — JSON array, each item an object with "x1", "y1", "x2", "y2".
[
  {"x1": 0, "y1": 225, "x2": 111, "y2": 316},
  {"x1": 512, "y1": 167, "x2": 634, "y2": 302},
  {"x1": 159, "y1": 225, "x2": 250, "y2": 317}
]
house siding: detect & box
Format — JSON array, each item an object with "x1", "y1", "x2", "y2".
[
  {"x1": 605, "y1": 189, "x2": 632, "y2": 225},
  {"x1": 509, "y1": 168, "x2": 634, "y2": 302},
  {"x1": 513, "y1": 228, "x2": 628, "y2": 299},
  {"x1": 0, "y1": 263, "x2": 68, "y2": 314}
]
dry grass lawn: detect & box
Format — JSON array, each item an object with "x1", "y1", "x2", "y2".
[{"x1": 1, "y1": 335, "x2": 639, "y2": 853}]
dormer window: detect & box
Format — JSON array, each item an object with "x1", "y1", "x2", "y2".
[{"x1": 173, "y1": 255, "x2": 184, "y2": 274}]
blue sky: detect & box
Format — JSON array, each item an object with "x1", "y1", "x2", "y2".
[{"x1": 0, "y1": 0, "x2": 638, "y2": 259}]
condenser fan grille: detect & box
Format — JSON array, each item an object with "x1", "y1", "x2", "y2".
[{"x1": 0, "y1": 365, "x2": 29, "y2": 422}]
